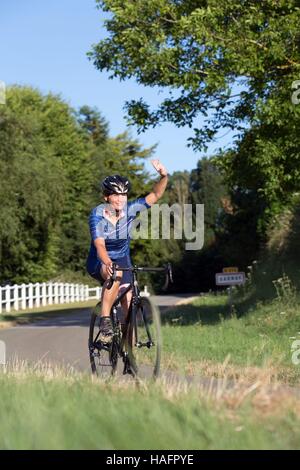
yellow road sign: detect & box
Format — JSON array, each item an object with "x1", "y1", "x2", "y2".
[{"x1": 223, "y1": 267, "x2": 239, "y2": 273}]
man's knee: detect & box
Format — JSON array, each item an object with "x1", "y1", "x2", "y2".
[{"x1": 120, "y1": 287, "x2": 132, "y2": 307}]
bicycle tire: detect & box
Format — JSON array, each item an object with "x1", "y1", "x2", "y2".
[
  {"x1": 88, "y1": 302, "x2": 119, "y2": 377},
  {"x1": 126, "y1": 296, "x2": 162, "y2": 380}
]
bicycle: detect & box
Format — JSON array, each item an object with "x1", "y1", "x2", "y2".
[{"x1": 88, "y1": 262, "x2": 173, "y2": 380}]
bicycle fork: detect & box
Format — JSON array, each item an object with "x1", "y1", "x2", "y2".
[{"x1": 134, "y1": 304, "x2": 155, "y2": 349}]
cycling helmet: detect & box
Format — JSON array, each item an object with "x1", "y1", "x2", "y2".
[{"x1": 101, "y1": 175, "x2": 130, "y2": 195}]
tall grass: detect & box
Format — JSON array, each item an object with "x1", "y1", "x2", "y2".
[{"x1": 0, "y1": 361, "x2": 300, "y2": 450}]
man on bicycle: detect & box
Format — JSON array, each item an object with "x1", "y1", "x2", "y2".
[{"x1": 86, "y1": 159, "x2": 168, "y2": 343}]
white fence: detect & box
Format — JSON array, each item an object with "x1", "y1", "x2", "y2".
[{"x1": 0, "y1": 282, "x2": 150, "y2": 314}]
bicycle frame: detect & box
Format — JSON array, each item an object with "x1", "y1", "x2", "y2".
[
  {"x1": 112, "y1": 269, "x2": 140, "y2": 305},
  {"x1": 111, "y1": 270, "x2": 154, "y2": 348},
  {"x1": 110, "y1": 270, "x2": 139, "y2": 344}
]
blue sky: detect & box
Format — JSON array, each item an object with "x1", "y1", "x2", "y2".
[{"x1": 0, "y1": 0, "x2": 234, "y2": 174}]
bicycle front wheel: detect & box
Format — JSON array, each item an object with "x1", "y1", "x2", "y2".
[{"x1": 126, "y1": 296, "x2": 162, "y2": 380}]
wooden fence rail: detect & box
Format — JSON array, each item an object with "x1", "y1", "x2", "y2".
[{"x1": 0, "y1": 282, "x2": 150, "y2": 314}]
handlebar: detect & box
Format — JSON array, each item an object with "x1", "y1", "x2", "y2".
[{"x1": 106, "y1": 262, "x2": 173, "y2": 291}]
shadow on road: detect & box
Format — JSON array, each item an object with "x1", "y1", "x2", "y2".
[
  {"x1": 1, "y1": 307, "x2": 94, "y2": 328},
  {"x1": 1, "y1": 299, "x2": 178, "y2": 328}
]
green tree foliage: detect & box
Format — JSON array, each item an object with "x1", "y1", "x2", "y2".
[
  {"x1": 219, "y1": 96, "x2": 300, "y2": 223},
  {"x1": 37, "y1": 94, "x2": 96, "y2": 273},
  {"x1": 190, "y1": 157, "x2": 227, "y2": 243},
  {"x1": 90, "y1": 0, "x2": 300, "y2": 286},
  {"x1": 0, "y1": 86, "x2": 155, "y2": 284},
  {"x1": 181, "y1": 158, "x2": 228, "y2": 291},
  {"x1": 148, "y1": 161, "x2": 228, "y2": 292},
  {"x1": 0, "y1": 87, "x2": 68, "y2": 282},
  {"x1": 90, "y1": 0, "x2": 300, "y2": 207},
  {"x1": 90, "y1": 0, "x2": 300, "y2": 147},
  {"x1": 77, "y1": 105, "x2": 109, "y2": 146},
  {"x1": 97, "y1": 132, "x2": 154, "y2": 197}
]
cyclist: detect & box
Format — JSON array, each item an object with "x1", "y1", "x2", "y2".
[{"x1": 86, "y1": 159, "x2": 168, "y2": 343}]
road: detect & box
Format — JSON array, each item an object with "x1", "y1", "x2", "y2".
[{"x1": 0, "y1": 294, "x2": 192, "y2": 374}]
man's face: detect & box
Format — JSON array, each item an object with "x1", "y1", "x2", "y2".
[{"x1": 106, "y1": 192, "x2": 127, "y2": 212}]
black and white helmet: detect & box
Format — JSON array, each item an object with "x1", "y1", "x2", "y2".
[{"x1": 101, "y1": 175, "x2": 130, "y2": 195}]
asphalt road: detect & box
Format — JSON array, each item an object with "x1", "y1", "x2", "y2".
[{"x1": 0, "y1": 294, "x2": 192, "y2": 375}]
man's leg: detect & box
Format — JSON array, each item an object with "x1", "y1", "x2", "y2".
[
  {"x1": 98, "y1": 266, "x2": 122, "y2": 342},
  {"x1": 119, "y1": 284, "x2": 132, "y2": 336},
  {"x1": 100, "y1": 267, "x2": 122, "y2": 316},
  {"x1": 119, "y1": 285, "x2": 134, "y2": 374}
]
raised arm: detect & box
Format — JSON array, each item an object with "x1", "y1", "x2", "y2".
[{"x1": 145, "y1": 159, "x2": 169, "y2": 206}]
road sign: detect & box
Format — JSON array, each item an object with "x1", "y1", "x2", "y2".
[
  {"x1": 223, "y1": 267, "x2": 239, "y2": 273},
  {"x1": 216, "y1": 272, "x2": 245, "y2": 286}
]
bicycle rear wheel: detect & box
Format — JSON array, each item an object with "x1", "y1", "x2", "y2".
[
  {"x1": 88, "y1": 303, "x2": 119, "y2": 377},
  {"x1": 126, "y1": 297, "x2": 161, "y2": 380}
]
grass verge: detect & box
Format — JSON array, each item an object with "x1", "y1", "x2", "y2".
[
  {"x1": 161, "y1": 294, "x2": 300, "y2": 384},
  {"x1": 0, "y1": 362, "x2": 300, "y2": 450}
]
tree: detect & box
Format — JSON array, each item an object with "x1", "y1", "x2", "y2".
[
  {"x1": 0, "y1": 87, "x2": 68, "y2": 282},
  {"x1": 190, "y1": 157, "x2": 227, "y2": 242},
  {"x1": 77, "y1": 105, "x2": 109, "y2": 146},
  {"x1": 90, "y1": 1, "x2": 300, "y2": 220},
  {"x1": 219, "y1": 97, "x2": 300, "y2": 223},
  {"x1": 0, "y1": 86, "x2": 160, "y2": 284},
  {"x1": 89, "y1": 0, "x2": 300, "y2": 283},
  {"x1": 167, "y1": 170, "x2": 190, "y2": 206},
  {"x1": 36, "y1": 92, "x2": 96, "y2": 273},
  {"x1": 89, "y1": 0, "x2": 300, "y2": 150}
]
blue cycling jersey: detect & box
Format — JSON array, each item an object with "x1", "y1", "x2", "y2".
[{"x1": 86, "y1": 197, "x2": 151, "y2": 277}]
